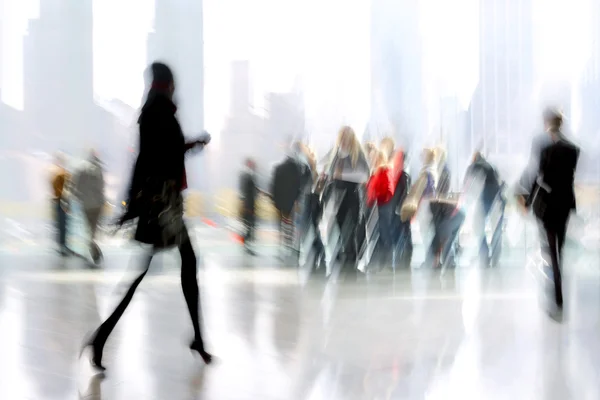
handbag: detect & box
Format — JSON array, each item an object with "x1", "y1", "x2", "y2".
[{"x1": 137, "y1": 179, "x2": 186, "y2": 248}]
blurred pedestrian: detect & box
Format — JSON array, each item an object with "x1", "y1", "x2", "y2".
[
  {"x1": 50, "y1": 153, "x2": 72, "y2": 256},
  {"x1": 81, "y1": 62, "x2": 213, "y2": 371},
  {"x1": 518, "y1": 108, "x2": 579, "y2": 320},
  {"x1": 270, "y1": 144, "x2": 306, "y2": 259},
  {"x1": 72, "y1": 149, "x2": 105, "y2": 264},
  {"x1": 239, "y1": 158, "x2": 258, "y2": 255}
]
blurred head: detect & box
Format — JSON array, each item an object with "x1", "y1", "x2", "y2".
[
  {"x1": 421, "y1": 148, "x2": 435, "y2": 166},
  {"x1": 149, "y1": 62, "x2": 175, "y2": 99},
  {"x1": 543, "y1": 107, "x2": 563, "y2": 132},
  {"x1": 472, "y1": 151, "x2": 483, "y2": 163},
  {"x1": 380, "y1": 137, "x2": 395, "y2": 159},
  {"x1": 245, "y1": 158, "x2": 256, "y2": 171},
  {"x1": 335, "y1": 126, "x2": 361, "y2": 167},
  {"x1": 88, "y1": 148, "x2": 100, "y2": 163}
]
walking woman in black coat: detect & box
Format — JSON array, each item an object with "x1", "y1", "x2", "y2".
[{"x1": 81, "y1": 62, "x2": 212, "y2": 371}]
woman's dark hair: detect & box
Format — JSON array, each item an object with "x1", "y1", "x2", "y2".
[{"x1": 150, "y1": 62, "x2": 174, "y2": 86}]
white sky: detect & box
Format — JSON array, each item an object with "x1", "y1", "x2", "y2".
[{"x1": 0, "y1": 0, "x2": 595, "y2": 135}]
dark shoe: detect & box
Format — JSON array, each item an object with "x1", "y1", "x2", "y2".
[
  {"x1": 79, "y1": 342, "x2": 106, "y2": 372},
  {"x1": 80, "y1": 334, "x2": 106, "y2": 372},
  {"x1": 190, "y1": 340, "x2": 213, "y2": 365}
]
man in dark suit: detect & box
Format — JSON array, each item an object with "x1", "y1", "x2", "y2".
[
  {"x1": 271, "y1": 150, "x2": 305, "y2": 258},
  {"x1": 240, "y1": 158, "x2": 259, "y2": 255},
  {"x1": 519, "y1": 108, "x2": 579, "y2": 318}
]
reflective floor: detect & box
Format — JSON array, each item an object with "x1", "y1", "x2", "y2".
[{"x1": 1, "y1": 233, "x2": 600, "y2": 399}]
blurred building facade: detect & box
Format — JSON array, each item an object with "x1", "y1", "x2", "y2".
[
  {"x1": 468, "y1": 0, "x2": 535, "y2": 157},
  {"x1": 370, "y1": 0, "x2": 424, "y2": 150},
  {"x1": 218, "y1": 61, "x2": 305, "y2": 194},
  {"x1": 147, "y1": 0, "x2": 207, "y2": 191},
  {"x1": 578, "y1": 0, "x2": 600, "y2": 182}
]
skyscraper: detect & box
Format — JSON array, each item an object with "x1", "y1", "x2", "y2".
[
  {"x1": 578, "y1": 1, "x2": 600, "y2": 180},
  {"x1": 370, "y1": 0, "x2": 424, "y2": 146},
  {"x1": 23, "y1": 0, "x2": 95, "y2": 152},
  {"x1": 469, "y1": 0, "x2": 534, "y2": 155},
  {"x1": 146, "y1": 0, "x2": 204, "y2": 135}
]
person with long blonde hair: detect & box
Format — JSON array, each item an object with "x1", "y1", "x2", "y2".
[{"x1": 324, "y1": 126, "x2": 370, "y2": 262}]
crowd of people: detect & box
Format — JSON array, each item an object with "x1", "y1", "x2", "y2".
[
  {"x1": 45, "y1": 62, "x2": 578, "y2": 372},
  {"x1": 241, "y1": 124, "x2": 509, "y2": 273}
]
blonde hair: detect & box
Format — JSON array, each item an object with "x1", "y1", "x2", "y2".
[
  {"x1": 334, "y1": 125, "x2": 362, "y2": 168},
  {"x1": 422, "y1": 148, "x2": 435, "y2": 165},
  {"x1": 380, "y1": 137, "x2": 395, "y2": 158},
  {"x1": 372, "y1": 150, "x2": 388, "y2": 171}
]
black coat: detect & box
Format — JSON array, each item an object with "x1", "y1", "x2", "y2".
[
  {"x1": 271, "y1": 157, "x2": 303, "y2": 215},
  {"x1": 529, "y1": 137, "x2": 579, "y2": 222},
  {"x1": 124, "y1": 93, "x2": 186, "y2": 222},
  {"x1": 239, "y1": 171, "x2": 258, "y2": 213},
  {"x1": 119, "y1": 93, "x2": 192, "y2": 248}
]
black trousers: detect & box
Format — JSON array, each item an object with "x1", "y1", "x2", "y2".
[
  {"x1": 243, "y1": 212, "x2": 256, "y2": 246},
  {"x1": 538, "y1": 212, "x2": 570, "y2": 308},
  {"x1": 90, "y1": 233, "x2": 205, "y2": 356},
  {"x1": 54, "y1": 200, "x2": 68, "y2": 252},
  {"x1": 333, "y1": 181, "x2": 361, "y2": 259}
]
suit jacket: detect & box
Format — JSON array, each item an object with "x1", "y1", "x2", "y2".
[
  {"x1": 271, "y1": 157, "x2": 303, "y2": 215},
  {"x1": 528, "y1": 135, "x2": 579, "y2": 220},
  {"x1": 239, "y1": 170, "x2": 258, "y2": 213}
]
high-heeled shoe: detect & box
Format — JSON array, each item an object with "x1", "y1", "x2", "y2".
[
  {"x1": 80, "y1": 337, "x2": 107, "y2": 372},
  {"x1": 189, "y1": 340, "x2": 213, "y2": 365}
]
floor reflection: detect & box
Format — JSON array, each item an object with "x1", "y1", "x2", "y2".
[{"x1": 0, "y1": 250, "x2": 600, "y2": 399}]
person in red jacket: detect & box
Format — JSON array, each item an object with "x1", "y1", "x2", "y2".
[{"x1": 367, "y1": 150, "x2": 393, "y2": 207}]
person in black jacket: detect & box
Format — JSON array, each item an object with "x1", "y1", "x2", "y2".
[
  {"x1": 518, "y1": 108, "x2": 579, "y2": 319},
  {"x1": 240, "y1": 158, "x2": 258, "y2": 255},
  {"x1": 81, "y1": 62, "x2": 213, "y2": 371},
  {"x1": 271, "y1": 150, "x2": 304, "y2": 258}
]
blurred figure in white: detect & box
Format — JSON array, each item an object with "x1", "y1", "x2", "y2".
[
  {"x1": 72, "y1": 149, "x2": 105, "y2": 264},
  {"x1": 464, "y1": 151, "x2": 504, "y2": 267}
]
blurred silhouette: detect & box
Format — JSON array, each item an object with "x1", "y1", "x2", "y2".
[
  {"x1": 239, "y1": 158, "x2": 259, "y2": 255},
  {"x1": 81, "y1": 62, "x2": 213, "y2": 372},
  {"x1": 324, "y1": 126, "x2": 370, "y2": 263},
  {"x1": 72, "y1": 149, "x2": 105, "y2": 265},
  {"x1": 270, "y1": 143, "x2": 309, "y2": 260},
  {"x1": 50, "y1": 153, "x2": 72, "y2": 256},
  {"x1": 366, "y1": 150, "x2": 394, "y2": 265},
  {"x1": 464, "y1": 151, "x2": 504, "y2": 267},
  {"x1": 519, "y1": 108, "x2": 579, "y2": 319}
]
